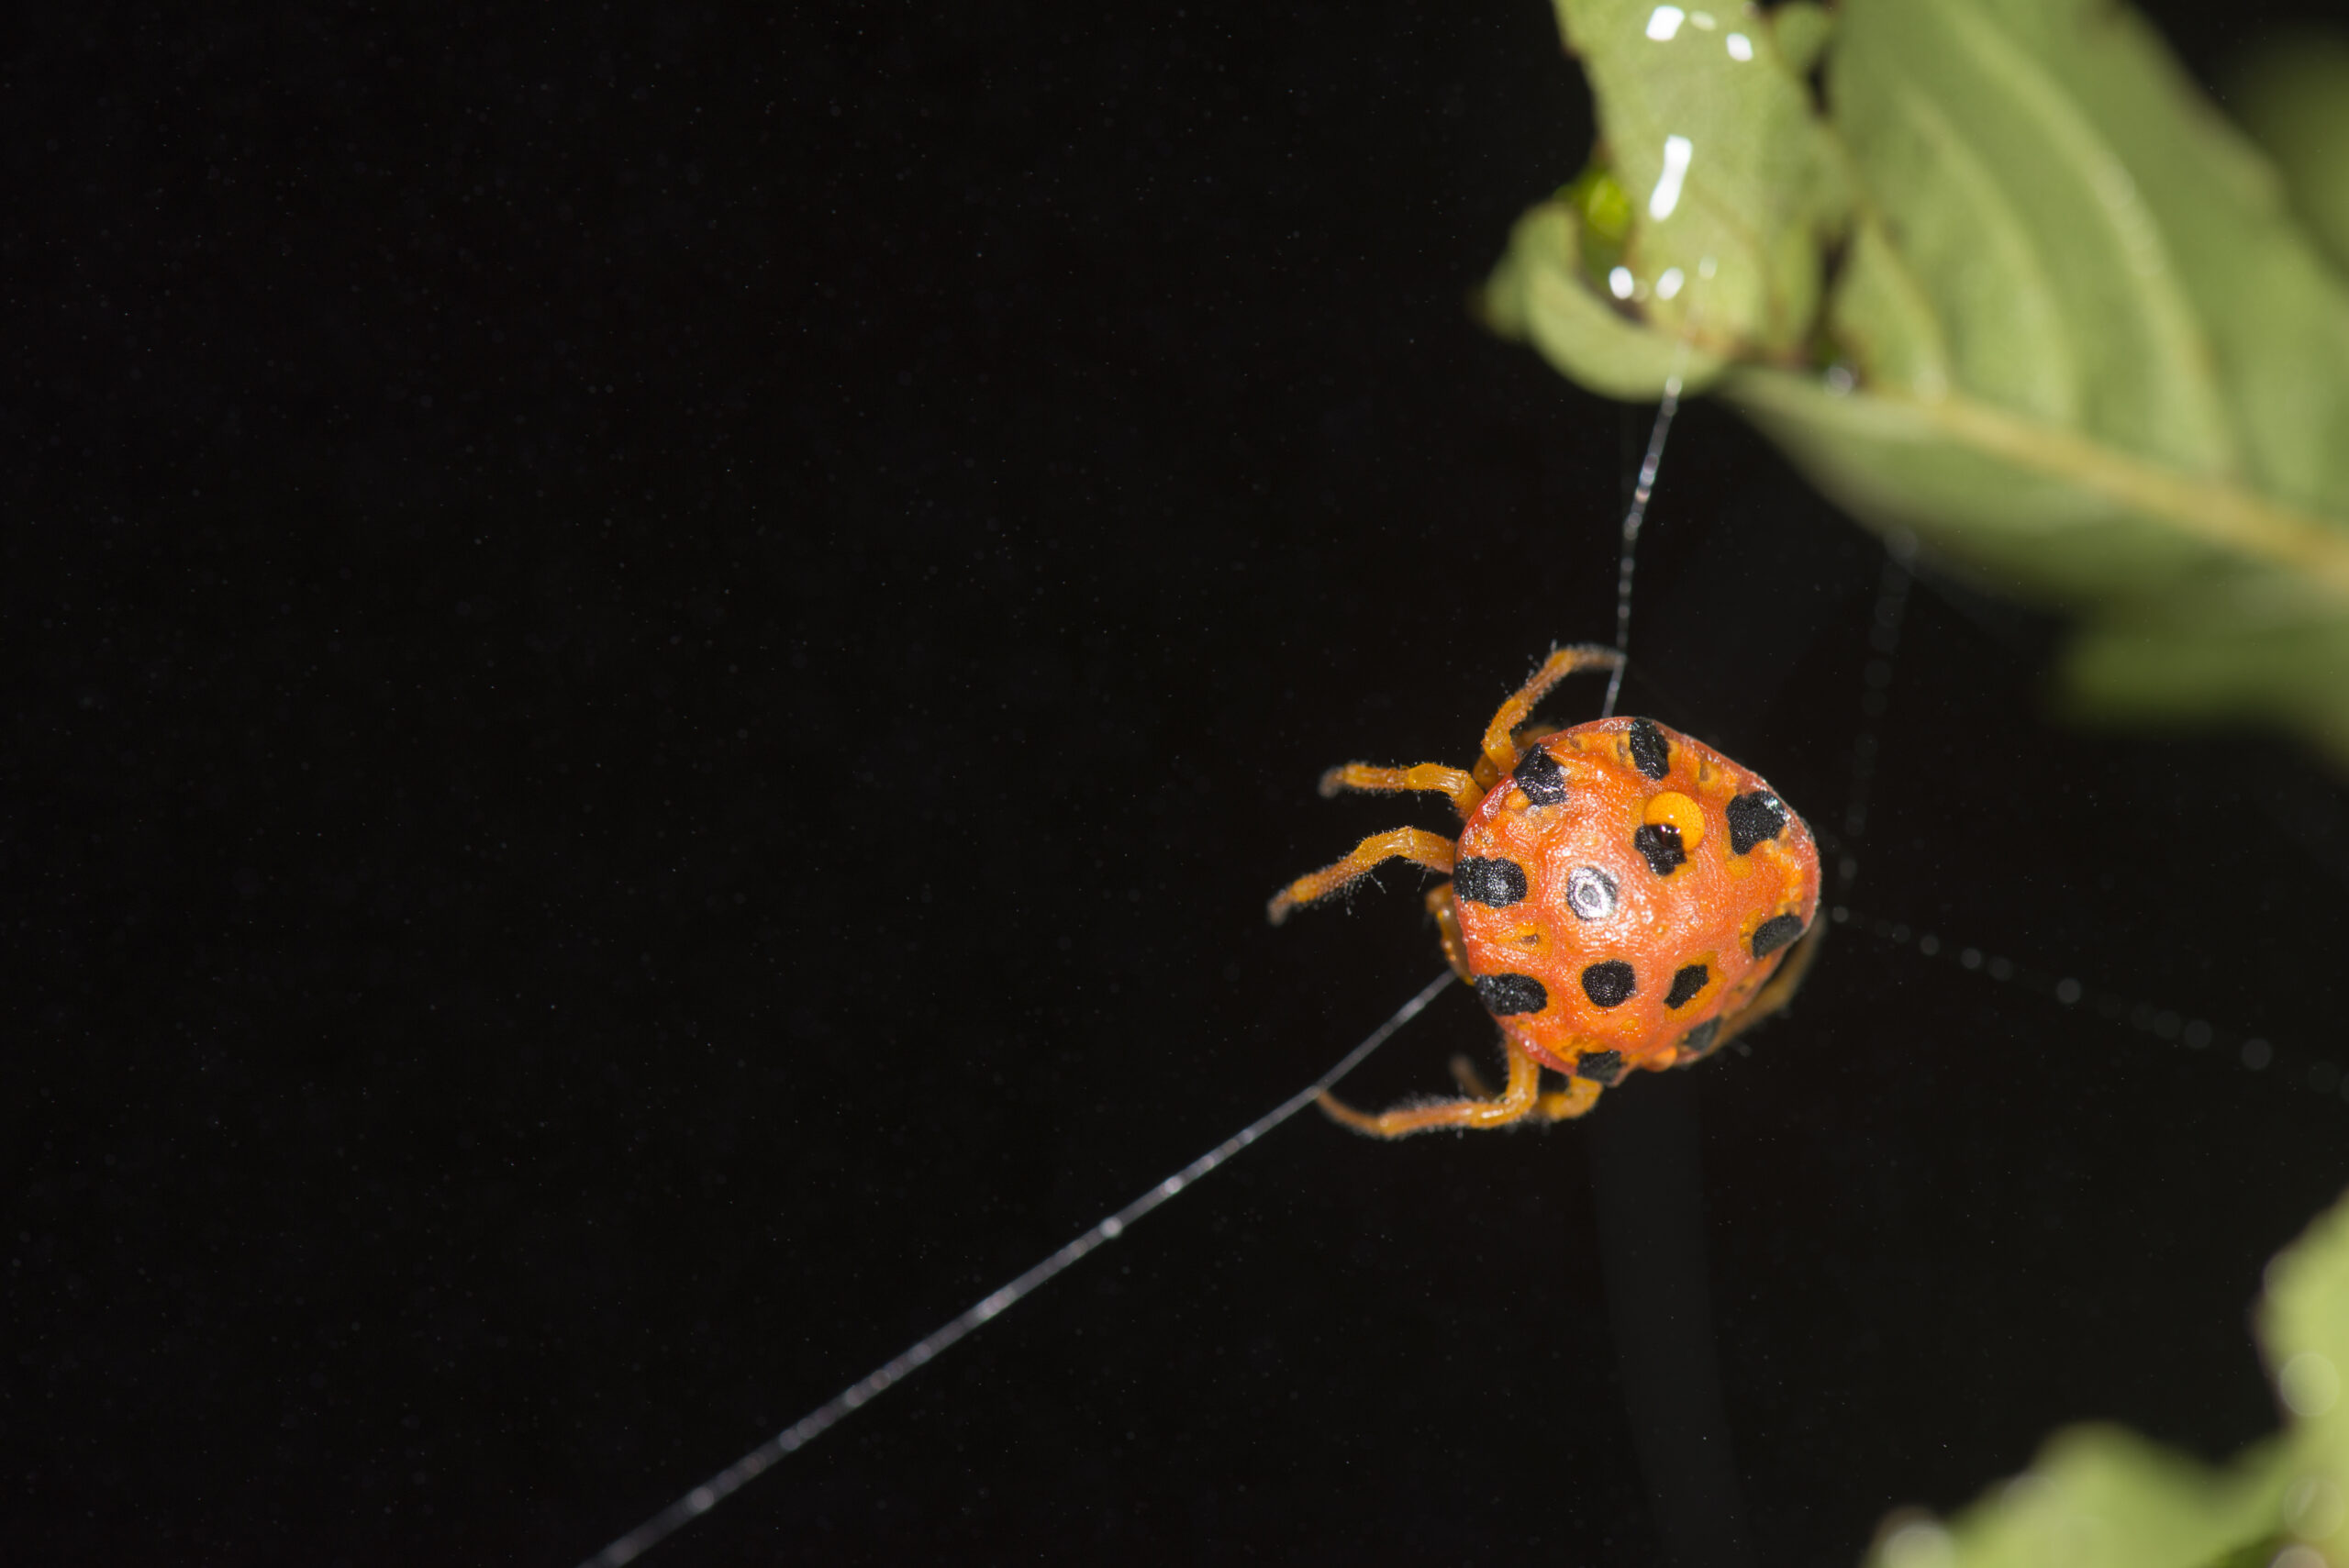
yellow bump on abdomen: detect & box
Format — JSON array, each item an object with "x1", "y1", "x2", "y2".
[{"x1": 1643, "y1": 790, "x2": 1705, "y2": 851}]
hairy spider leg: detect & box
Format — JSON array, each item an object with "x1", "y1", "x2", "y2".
[
  {"x1": 1318, "y1": 761, "x2": 1483, "y2": 819},
  {"x1": 1328, "y1": 883, "x2": 1601, "y2": 1131},
  {"x1": 1273, "y1": 647, "x2": 1623, "y2": 929},
  {"x1": 1271, "y1": 646, "x2": 1642, "y2": 1131},
  {"x1": 1323, "y1": 878, "x2": 1599, "y2": 1133},
  {"x1": 1532, "y1": 1077, "x2": 1604, "y2": 1121},
  {"x1": 1317, "y1": 1029, "x2": 1545, "y2": 1136},
  {"x1": 1264, "y1": 827, "x2": 1455, "y2": 927},
  {"x1": 1443, "y1": 1047, "x2": 1603, "y2": 1117},
  {"x1": 1425, "y1": 884, "x2": 1471, "y2": 982},
  {"x1": 1475, "y1": 643, "x2": 1623, "y2": 784}
]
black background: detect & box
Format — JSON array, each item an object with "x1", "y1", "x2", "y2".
[{"x1": 9, "y1": 2, "x2": 2349, "y2": 1563}]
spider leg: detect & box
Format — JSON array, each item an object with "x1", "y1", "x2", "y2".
[
  {"x1": 1449, "y1": 1052, "x2": 1495, "y2": 1095},
  {"x1": 1532, "y1": 1077, "x2": 1603, "y2": 1120},
  {"x1": 1319, "y1": 1030, "x2": 1545, "y2": 1138},
  {"x1": 1424, "y1": 884, "x2": 1472, "y2": 982},
  {"x1": 1476, "y1": 643, "x2": 1623, "y2": 779},
  {"x1": 1430, "y1": 877, "x2": 1609, "y2": 1127},
  {"x1": 1449, "y1": 1050, "x2": 1606, "y2": 1119},
  {"x1": 1265, "y1": 827, "x2": 1454, "y2": 926},
  {"x1": 1318, "y1": 761, "x2": 1483, "y2": 820}
]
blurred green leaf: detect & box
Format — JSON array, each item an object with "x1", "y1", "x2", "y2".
[
  {"x1": 1486, "y1": 0, "x2": 2349, "y2": 765},
  {"x1": 2227, "y1": 32, "x2": 2349, "y2": 278},
  {"x1": 1854, "y1": 1185, "x2": 2349, "y2": 1568},
  {"x1": 1864, "y1": 1429, "x2": 2288, "y2": 1568}
]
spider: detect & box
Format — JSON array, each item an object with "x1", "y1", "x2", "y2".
[{"x1": 1268, "y1": 642, "x2": 1822, "y2": 1136}]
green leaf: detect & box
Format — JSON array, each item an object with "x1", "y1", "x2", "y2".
[
  {"x1": 1485, "y1": 0, "x2": 2349, "y2": 766},
  {"x1": 1770, "y1": 2, "x2": 1833, "y2": 78},
  {"x1": 1482, "y1": 203, "x2": 1731, "y2": 399},
  {"x1": 1488, "y1": 0, "x2": 1849, "y2": 376},
  {"x1": 1863, "y1": 1428, "x2": 2289, "y2": 1568},
  {"x1": 2227, "y1": 31, "x2": 2349, "y2": 279},
  {"x1": 1855, "y1": 1184, "x2": 2349, "y2": 1568},
  {"x1": 2254, "y1": 1181, "x2": 2349, "y2": 1562}
]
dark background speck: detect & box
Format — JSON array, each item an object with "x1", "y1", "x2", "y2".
[{"x1": 6, "y1": 2, "x2": 2347, "y2": 1564}]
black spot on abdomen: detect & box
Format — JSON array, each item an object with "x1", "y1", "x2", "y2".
[
  {"x1": 1453, "y1": 856, "x2": 1529, "y2": 907},
  {"x1": 1626, "y1": 718, "x2": 1670, "y2": 781},
  {"x1": 1680, "y1": 1018, "x2": 1721, "y2": 1059},
  {"x1": 1752, "y1": 913, "x2": 1806, "y2": 958},
  {"x1": 1664, "y1": 963, "x2": 1709, "y2": 1008},
  {"x1": 1580, "y1": 961, "x2": 1636, "y2": 1007},
  {"x1": 1576, "y1": 1050, "x2": 1626, "y2": 1085},
  {"x1": 1726, "y1": 792, "x2": 1788, "y2": 854},
  {"x1": 1633, "y1": 823, "x2": 1686, "y2": 876},
  {"x1": 1475, "y1": 972, "x2": 1549, "y2": 1016},
  {"x1": 1513, "y1": 745, "x2": 1570, "y2": 806}
]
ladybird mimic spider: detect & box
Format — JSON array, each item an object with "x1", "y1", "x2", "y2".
[{"x1": 1269, "y1": 642, "x2": 1823, "y2": 1137}]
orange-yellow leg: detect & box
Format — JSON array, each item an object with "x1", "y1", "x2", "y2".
[
  {"x1": 1265, "y1": 827, "x2": 1455, "y2": 926},
  {"x1": 1425, "y1": 884, "x2": 1471, "y2": 981},
  {"x1": 1477, "y1": 643, "x2": 1623, "y2": 779},
  {"x1": 1533, "y1": 1077, "x2": 1604, "y2": 1120},
  {"x1": 1449, "y1": 1050, "x2": 1606, "y2": 1121},
  {"x1": 1320, "y1": 1032, "x2": 1545, "y2": 1138},
  {"x1": 1319, "y1": 761, "x2": 1483, "y2": 820}
]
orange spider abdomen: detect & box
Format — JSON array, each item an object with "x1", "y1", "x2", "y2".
[{"x1": 1451, "y1": 717, "x2": 1820, "y2": 1084}]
